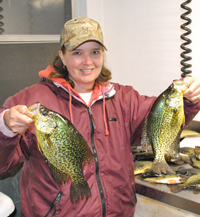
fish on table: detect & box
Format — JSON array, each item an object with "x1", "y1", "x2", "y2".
[
  {"x1": 134, "y1": 160, "x2": 153, "y2": 175},
  {"x1": 141, "y1": 79, "x2": 187, "y2": 175},
  {"x1": 26, "y1": 102, "x2": 94, "y2": 204},
  {"x1": 169, "y1": 173, "x2": 200, "y2": 193},
  {"x1": 140, "y1": 173, "x2": 187, "y2": 185}
]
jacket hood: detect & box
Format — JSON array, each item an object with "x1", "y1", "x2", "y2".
[{"x1": 39, "y1": 65, "x2": 116, "y2": 135}]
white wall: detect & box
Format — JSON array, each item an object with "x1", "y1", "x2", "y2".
[{"x1": 72, "y1": 0, "x2": 200, "y2": 118}]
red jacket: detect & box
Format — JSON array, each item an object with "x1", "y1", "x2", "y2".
[{"x1": 0, "y1": 77, "x2": 199, "y2": 217}]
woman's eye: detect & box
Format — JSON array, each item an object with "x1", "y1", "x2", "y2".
[
  {"x1": 92, "y1": 50, "x2": 99, "y2": 55},
  {"x1": 73, "y1": 51, "x2": 80, "y2": 55}
]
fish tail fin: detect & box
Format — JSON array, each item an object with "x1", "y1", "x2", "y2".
[
  {"x1": 152, "y1": 160, "x2": 175, "y2": 175},
  {"x1": 70, "y1": 177, "x2": 91, "y2": 203},
  {"x1": 168, "y1": 184, "x2": 183, "y2": 193}
]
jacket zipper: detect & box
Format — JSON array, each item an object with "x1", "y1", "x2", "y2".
[
  {"x1": 44, "y1": 191, "x2": 63, "y2": 217},
  {"x1": 88, "y1": 107, "x2": 106, "y2": 217}
]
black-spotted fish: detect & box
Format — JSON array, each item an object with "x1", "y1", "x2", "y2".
[
  {"x1": 26, "y1": 102, "x2": 94, "y2": 203},
  {"x1": 141, "y1": 80, "x2": 187, "y2": 175}
]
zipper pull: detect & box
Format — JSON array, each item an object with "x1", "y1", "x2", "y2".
[
  {"x1": 88, "y1": 107, "x2": 97, "y2": 130},
  {"x1": 55, "y1": 191, "x2": 63, "y2": 203}
]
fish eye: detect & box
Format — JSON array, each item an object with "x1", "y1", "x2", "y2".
[
  {"x1": 42, "y1": 109, "x2": 48, "y2": 116},
  {"x1": 171, "y1": 88, "x2": 175, "y2": 93}
]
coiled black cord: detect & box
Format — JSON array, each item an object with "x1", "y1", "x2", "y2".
[
  {"x1": 180, "y1": 0, "x2": 192, "y2": 78},
  {"x1": 0, "y1": 0, "x2": 4, "y2": 34}
]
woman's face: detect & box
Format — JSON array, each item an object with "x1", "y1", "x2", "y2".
[{"x1": 59, "y1": 41, "x2": 104, "y2": 93}]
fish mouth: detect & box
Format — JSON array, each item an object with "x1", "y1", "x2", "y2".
[
  {"x1": 173, "y1": 79, "x2": 188, "y2": 92},
  {"x1": 26, "y1": 102, "x2": 41, "y2": 118}
]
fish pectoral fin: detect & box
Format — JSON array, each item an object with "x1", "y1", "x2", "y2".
[
  {"x1": 82, "y1": 143, "x2": 94, "y2": 163},
  {"x1": 45, "y1": 134, "x2": 54, "y2": 150}
]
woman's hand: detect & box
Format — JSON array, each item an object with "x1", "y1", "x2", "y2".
[
  {"x1": 4, "y1": 105, "x2": 34, "y2": 134},
  {"x1": 182, "y1": 77, "x2": 200, "y2": 103}
]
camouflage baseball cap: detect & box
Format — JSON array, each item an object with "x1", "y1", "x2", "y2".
[{"x1": 60, "y1": 17, "x2": 107, "y2": 50}]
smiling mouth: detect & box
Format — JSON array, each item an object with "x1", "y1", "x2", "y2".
[
  {"x1": 80, "y1": 69, "x2": 94, "y2": 74},
  {"x1": 80, "y1": 69, "x2": 92, "y2": 72}
]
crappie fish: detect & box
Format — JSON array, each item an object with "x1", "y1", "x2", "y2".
[
  {"x1": 134, "y1": 161, "x2": 153, "y2": 175},
  {"x1": 26, "y1": 102, "x2": 94, "y2": 203},
  {"x1": 141, "y1": 173, "x2": 187, "y2": 184},
  {"x1": 169, "y1": 173, "x2": 200, "y2": 193},
  {"x1": 141, "y1": 80, "x2": 187, "y2": 175}
]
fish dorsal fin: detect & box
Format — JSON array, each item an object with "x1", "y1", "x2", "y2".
[
  {"x1": 83, "y1": 147, "x2": 94, "y2": 163},
  {"x1": 80, "y1": 139, "x2": 94, "y2": 163},
  {"x1": 141, "y1": 119, "x2": 152, "y2": 151}
]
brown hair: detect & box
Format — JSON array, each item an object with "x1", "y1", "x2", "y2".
[{"x1": 48, "y1": 45, "x2": 112, "y2": 88}]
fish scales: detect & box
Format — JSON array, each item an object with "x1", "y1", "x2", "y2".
[
  {"x1": 27, "y1": 102, "x2": 94, "y2": 204},
  {"x1": 141, "y1": 80, "x2": 187, "y2": 175}
]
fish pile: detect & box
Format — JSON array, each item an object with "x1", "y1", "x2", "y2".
[
  {"x1": 26, "y1": 102, "x2": 94, "y2": 203},
  {"x1": 133, "y1": 147, "x2": 200, "y2": 192}
]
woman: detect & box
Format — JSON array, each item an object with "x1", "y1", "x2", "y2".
[{"x1": 1, "y1": 17, "x2": 200, "y2": 217}]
